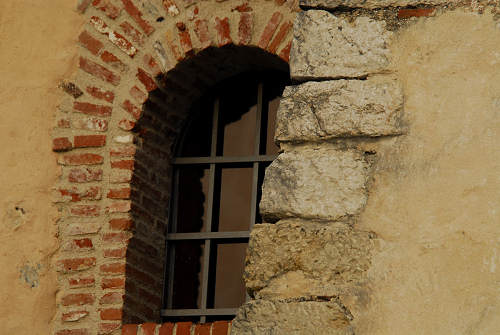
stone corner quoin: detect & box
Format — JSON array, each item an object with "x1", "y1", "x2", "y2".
[{"x1": 289, "y1": 9, "x2": 393, "y2": 81}]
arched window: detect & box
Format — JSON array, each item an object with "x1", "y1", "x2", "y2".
[{"x1": 161, "y1": 71, "x2": 289, "y2": 323}]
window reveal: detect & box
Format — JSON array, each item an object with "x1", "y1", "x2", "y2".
[{"x1": 162, "y1": 72, "x2": 288, "y2": 323}]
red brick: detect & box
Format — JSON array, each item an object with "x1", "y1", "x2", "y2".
[
  {"x1": 57, "y1": 257, "x2": 96, "y2": 273},
  {"x1": 111, "y1": 159, "x2": 134, "y2": 170},
  {"x1": 107, "y1": 187, "x2": 131, "y2": 199},
  {"x1": 109, "y1": 218, "x2": 133, "y2": 230},
  {"x1": 90, "y1": 16, "x2": 137, "y2": 57},
  {"x1": 92, "y1": 0, "x2": 122, "y2": 19},
  {"x1": 398, "y1": 8, "x2": 435, "y2": 19},
  {"x1": 86, "y1": 86, "x2": 115, "y2": 103},
  {"x1": 212, "y1": 321, "x2": 229, "y2": 335},
  {"x1": 176, "y1": 322, "x2": 192, "y2": 335},
  {"x1": 137, "y1": 68, "x2": 158, "y2": 92},
  {"x1": 141, "y1": 323, "x2": 157, "y2": 335},
  {"x1": 233, "y1": 2, "x2": 252, "y2": 12},
  {"x1": 122, "y1": 100, "x2": 143, "y2": 120},
  {"x1": 120, "y1": 21, "x2": 145, "y2": 46},
  {"x1": 102, "y1": 232, "x2": 132, "y2": 242},
  {"x1": 163, "y1": 0, "x2": 180, "y2": 17},
  {"x1": 100, "y1": 262, "x2": 126, "y2": 274},
  {"x1": 58, "y1": 118, "x2": 71, "y2": 128},
  {"x1": 158, "y1": 323, "x2": 174, "y2": 335},
  {"x1": 74, "y1": 135, "x2": 107, "y2": 148},
  {"x1": 101, "y1": 51, "x2": 128, "y2": 72},
  {"x1": 268, "y1": 20, "x2": 292, "y2": 53},
  {"x1": 194, "y1": 324, "x2": 210, "y2": 335},
  {"x1": 74, "y1": 101, "x2": 112, "y2": 117},
  {"x1": 143, "y1": 54, "x2": 162, "y2": 77},
  {"x1": 165, "y1": 31, "x2": 183, "y2": 61},
  {"x1": 60, "y1": 153, "x2": 104, "y2": 166},
  {"x1": 279, "y1": 40, "x2": 292, "y2": 63},
  {"x1": 63, "y1": 238, "x2": 94, "y2": 251},
  {"x1": 59, "y1": 186, "x2": 100, "y2": 202},
  {"x1": 177, "y1": 22, "x2": 194, "y2": 56},
  {"x1": 258, "y1": 12, "x2": 282, "y2": 49},
  {"x1": 121, "y1": 0, "x2": 155, "y2": 35},
  {"x1": 110, "y1": 145, "x2": 136, "y2": 157},
  {"x1": 118, "y1": 119, "x2": 136, "y2": 131},
  {"x1": 101, "y1": 277, "x2": 125, "y2": 289},
  {"x1": 129, "y1": 86, "x2": 147, "y2": 103},
  {"x1": 77, "y1": 0, "x2": 93, "y2": 13},
  {"x1": 100, "y1": 292, "x2": 124, "y2": 304},
  {"x1": 106, "y1": 201, "x2": 132, "y2": 213},
  {"x1": 62, "y1": 310, "x2": 89, "y2": 322},
  {"x1": 68, "y1": 276, "x2": 95, "y2": 288},
  {"x1": 215, "y1": 17, "x2": 231, "y2": 47},
  {"x1": 122, "y1": 324, "x2": 139, "y2": 335},
  {"x1": 74, "y1": 117, "x2": 109, "y2": 132},
  {"x1": 100, "y1": 308, "x2": 122, "y2": 320},
  {"x1": 61, "y1": 293, "x2": 95, "y2": 306},
  {"x1": 104, "y1": 247, "x2": 127, "y2": 258},
  {"x1": 100, "y1": 323, "x2": 121, "y2": 334},
  {"x1": 69, "y1": 168, "x2": 103, "y2": 183},
  {"x1": 80, "y1": 57, "x2": 120, "y2": 86},
  {"x1": 194, "y1": 19, "x2": 211, "y2": 49},
  {"x1": 78, "y1": 30, "x2": 104, "y2": 55},
  {"x1": 70, "y1": 204, "x2": 100, "y2": 217},
  {"x1": 238, "y1": 12, "x2": 253, "y2": 45},
  {"x1": 56, "y1": 329, "x2": 89, "y2": 335},
  {"x1": 53, "y1": 137, "x2": 73, "y2": 152}
]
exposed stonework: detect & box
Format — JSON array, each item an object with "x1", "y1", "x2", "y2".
[
  {"x1": 299, "y1": 0, "x2": 451, "y2": 9},
  {"x1": 290, "y1": 10, "x2": 393, "y2": 80},
  {"x1": 231, "y1": 299, "x2": 354, "y2": 335},
  {"x1": 245, "y1": 219, "x2": 375, "y2": 299},
  {"x1": 275, "y1": 76, "x2": 404, "y2": 142},
  {"x1": 260, "y1": 146, "x2": 370, "y2": 221}
]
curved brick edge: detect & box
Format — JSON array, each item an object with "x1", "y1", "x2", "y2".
[{"x1": 52, "y1": 0, "x2": 298, "y2": 334}]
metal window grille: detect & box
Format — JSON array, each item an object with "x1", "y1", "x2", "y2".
[{"x1": 162, "y1": 72, "x2": 287, "y2": 323}]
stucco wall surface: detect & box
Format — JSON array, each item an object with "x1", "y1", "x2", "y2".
[
  {"x1": 354, "y1": 10, "x2": 500, "y2": 334},
  {"x1": 0, "y1": 1, "x2": 83, "y2": 333}
]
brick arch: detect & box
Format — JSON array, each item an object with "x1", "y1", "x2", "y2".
[{"x1": 52, "y1": 1, "x2": 298, "y2": 334}]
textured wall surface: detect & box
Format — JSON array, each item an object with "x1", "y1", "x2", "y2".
[{"x1": 0, "y1": 1, "x2": 83, "y2": 334}]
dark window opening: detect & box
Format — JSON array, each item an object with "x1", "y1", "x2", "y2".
[{"x1": 162, "y1": 71, "x2": 289, "y2": 323}]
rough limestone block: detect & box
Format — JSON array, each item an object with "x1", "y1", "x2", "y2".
[
  {"x1": 245, "y1": 219, "x2": 374, "y2": 299},
  {"x1": 260, "y1": 147, "x2": 369, "y2": 221},
  {"x1": 231, "y1": 299, "x2": 354, "y2": 335},
  {"x1": 275, "y1": 77, "x2": 404, "y2": 142},
  {"x1": 290, "y1": 10, "x2": 392, "y2": 80},
  {"x1": 300, "y1": 0, "x2": 450, "y2": 9}
]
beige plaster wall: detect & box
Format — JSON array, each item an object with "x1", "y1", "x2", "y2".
[
  {"x1": 0, "y1": 1, "x2": 83, "y2": 333},
  {"x1": 355, "y1": 10, "x2": 500, "y2": 334}
]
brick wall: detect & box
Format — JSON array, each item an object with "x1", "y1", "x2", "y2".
[{"x1": 52, "y1": 0, "x2": 297, "y2": 334}]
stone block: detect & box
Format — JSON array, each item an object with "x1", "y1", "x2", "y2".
[
  {"x1": 275, "y1": 77, "x2": 404, "y2": 142},
  {"x1": 290, "y1": 10, "x2": 392, "y2": 80},
  {"x1": 245, "y1": 219, "x2": 374, "y2": 299},
  {"x1": 300, "y1": 0, "x2": 450, "y2": 10},
  {"x1": 260, "y1": 147, "x2": 369, "y2": 221},
  {"x1": 231, "y1": 299, "x2": 354, "y2": 335}
]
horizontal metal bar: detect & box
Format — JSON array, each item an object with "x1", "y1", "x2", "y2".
[
  {"x1": 167, "y1": 231, "x2": 250, "y2": 240},
  {"x1": 161, "y1": 308, "x2": 238, "y2": 317},
  {"x1": 173, "y1": 155, "x2": 277, "y2": 165}
]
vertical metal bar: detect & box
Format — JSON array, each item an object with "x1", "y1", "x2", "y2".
[
  {"x1": 249, "y1": 83, "x2": 264, "y2": 228},
  {"x1": 199, "y1": 97, "x2": 219, "y2": 323},
  {"x1": 166, "y1": 169, "x2": 180, "y2": 309}
]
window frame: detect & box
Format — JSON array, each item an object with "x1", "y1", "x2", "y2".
[{"x1": 161, "y1": 79, "x2": 281, "y2": 323}]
